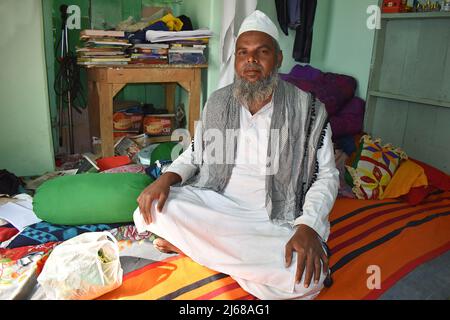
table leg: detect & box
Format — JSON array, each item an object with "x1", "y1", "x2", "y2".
[
  {"x1": 165, "y1": 83, "x2": 177, "y2": 114},
  {"x1": 188, "y1": 69, "x2": 201, "y2": 138},
  {"x1": 97, "y1": 83, "x2": 114, "y2": 157},
  {"x1": 87, "y1": 81, "x2": 100, "y2": 152}
]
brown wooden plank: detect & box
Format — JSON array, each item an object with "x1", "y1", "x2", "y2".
[
  {"x1": 105, "y1": 68, "x2": 199, "y2": 84},
  {"x1": 112, "y1": 83, "x2": 126, "y2": 97},
  {"x1": 188, "y1": 69, "x2": 202, "y2": 136},
  {"x1": 178, "y1": 81, "x2": 191, "y2": 92},
  {"x1": 85, "y1": 68, "x2": 108, "y2": 82},
  {"x1": 165, "y1": 83, "x2": 177, "y2": 114},
  {"x1": 86, "y1": 64, "x2": 205, "y2": 158},
  {"x1": 97, "y1": 83, "x2": 114, "y2": 157},
  {"x1": 87, "y1": 80, "x2": 100, "y2": 146}
]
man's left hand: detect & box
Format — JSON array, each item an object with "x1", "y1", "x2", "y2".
[{"x1": 285, "y1": 224, "x2": 329, "y2": 288}]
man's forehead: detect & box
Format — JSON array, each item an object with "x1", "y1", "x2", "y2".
[{"x1": 236, "y1": 31, "x2": 275, "y2": 47}]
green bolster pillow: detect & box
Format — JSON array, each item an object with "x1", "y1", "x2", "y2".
[
  {"x1": 151, "y1": 141, "x2": 182, "y2": 164},
  {"x1": 33, "y1": 173, "x2": 153, "y2": 225}
]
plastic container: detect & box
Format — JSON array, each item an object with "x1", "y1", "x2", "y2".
[
  {"x1": 96, "y1": 156, "x2": 131, "y2": 171},
  {"x1": 137, "y1": 144, "x2": 160, "y2": 166}
]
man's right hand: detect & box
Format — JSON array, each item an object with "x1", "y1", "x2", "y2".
[{"x1": 137, "y1": 172, "x2": 181, "y2": 224}]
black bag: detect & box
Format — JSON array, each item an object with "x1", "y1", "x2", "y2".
[{"x1": 0, "y1": 169, "x2": 22, "y2": 196}]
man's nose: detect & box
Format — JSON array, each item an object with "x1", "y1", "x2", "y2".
[{"x1": 246, "y1": 52, "x2": 258, "y2": 63}]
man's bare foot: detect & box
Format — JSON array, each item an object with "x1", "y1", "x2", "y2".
[{"x1": 153, "y1": 238, "x2": 182, "y2": 255}]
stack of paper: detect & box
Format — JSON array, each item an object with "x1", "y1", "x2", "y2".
[
  {"x1": 0, "y1": 194, "x2": 42, "y2": 233},
  {"x1": 145, "y1": 29, "x2": 213, "y2": 43}
]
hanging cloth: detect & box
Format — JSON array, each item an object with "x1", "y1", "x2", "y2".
[
  {"x1": 288, "y1": 0, "x2": 302, "y2": 29},
  {"x1": 275, "y1": 0, "x2": 317, "y2": 63},
  {"x1": 217, "y1": 0, "x2": 258, "y2": 89}
]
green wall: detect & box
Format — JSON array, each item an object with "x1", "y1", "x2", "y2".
[
  {"x1": 44, "y1": 0, "x2": 172, "y2": 151},
  {"x1": 176, "y1": 0, "x2": 221, "y2": 103},
  {"x1": 0, "y1": 0, "x2": 55, "y2": 177},
  {"x1": 257, "y1": 0, "x2": 376, "y2": 99},
  {"x1": 0, "y1": 0, "x2": 377, "y2": 177},
  {"x1": 44, "y1": 0, "x2": 91, "y2": 151},
  {"x1": 311, "y1": 0, "x2": 377, "y2": 98},
  {"x1": 44, "y1": 0, "x2": 377, "y2": 123},
  {"x1": 197, "y1": 0, "x2": 374, "y2": 99},
  {"x1": 257, "y1": 0, "x2": 332, "y2": 76},
  {"x1": 177, "y1": 0, "x2": 334, "y2": 98}
]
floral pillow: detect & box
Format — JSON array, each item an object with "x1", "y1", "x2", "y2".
[{"x1": 346, "y1": 135, "x2": 407, "y2": 200}]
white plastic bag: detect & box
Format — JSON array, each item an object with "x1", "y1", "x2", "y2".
[{"x1": 37, "y1": 231, "x2": 123, "y2": 300}]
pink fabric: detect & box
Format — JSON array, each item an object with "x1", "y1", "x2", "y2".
[{"x1": 101, "y1": 164, "x2": 146, "y2": 174}]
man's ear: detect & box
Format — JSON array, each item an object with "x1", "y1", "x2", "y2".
[{"x1": 277, "y1": 50, "x2": 283, "y2": 68}]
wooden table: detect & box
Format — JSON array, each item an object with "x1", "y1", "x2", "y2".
[{"x1": 86, "y1": 64, "x2": 207, "y2": 157}]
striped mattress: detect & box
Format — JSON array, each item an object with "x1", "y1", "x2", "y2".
[{"x1": 98, "y1": 191, "x2": 450, "y2": 300}]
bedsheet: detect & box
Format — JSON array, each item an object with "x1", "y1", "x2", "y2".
[{"x1": 1, "y1": 192, "x2": 449, "y2": 300}]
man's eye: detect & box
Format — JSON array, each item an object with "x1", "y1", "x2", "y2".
[{"x1": 237, "y1": 51, "x2": 246, "y2": 56}]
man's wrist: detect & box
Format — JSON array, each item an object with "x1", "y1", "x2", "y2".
[
  {"x1": 294, "y1": 223, "x2": 319, "y2": 237},
  {"x1": 159, "y1": 172, "x2": 182, "y2": 186}
]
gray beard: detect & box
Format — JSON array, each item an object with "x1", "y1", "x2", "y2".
[{"x1": 232, "y1": 69, "x2": 279, "y2": 108}]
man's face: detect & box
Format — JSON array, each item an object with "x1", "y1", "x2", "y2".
[{"x1": 235, "y1": 31, "x2": 283, "y2": 82}]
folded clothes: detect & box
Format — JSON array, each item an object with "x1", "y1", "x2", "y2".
[
  {"x1": 125, "y1": 21, "x2": 169, "y2": 44},
  {"x1": 280, "y1": 64, "x2": 365, "y2": 140},
  {"x1": 280, "y1": 64, "x2": 357, "y2": 117},
  {"x1": 329, "y1": 97, "x2": 365, "y2": 139}
]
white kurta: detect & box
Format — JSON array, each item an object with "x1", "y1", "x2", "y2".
[{"x1": 133, "y1": 100, "x2": 339, "y2": 300}]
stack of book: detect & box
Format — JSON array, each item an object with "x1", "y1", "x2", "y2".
[
  {"x1": 145, "y1": 29, "x2": 212, "y2": 65},
  {"x1": 77, "y1": 29, "x2": 132, "y2": 66},
  {"x1": 168, "y1": 40, "x2": 208, "y2": 65},
  {"x1": 128, "y1": 43, "x2": 169, "y2": 65}
]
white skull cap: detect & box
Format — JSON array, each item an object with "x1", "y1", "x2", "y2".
[{"x1": 237, "y1": 10, "x2": 279, "y2": 42}]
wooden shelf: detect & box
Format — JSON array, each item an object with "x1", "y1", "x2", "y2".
[
  {"x1": 364, "y1": 1, "x2": 450, "y2": 173},
  {"x1": 82, "y1": 63, "x2": 208, "y2": 69},
  {"x1": 146, "y1": 136, "x2": 176, "y2": 144},
  {"x1": 368, "y1": 91, "x2": 450, "y2": 108},
  {"x1": 382, "y1": 11, "x2": 450, "y2": 20}
]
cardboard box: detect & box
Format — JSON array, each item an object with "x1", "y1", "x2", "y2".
[
  {"x1": 113, "y1": 111, "x2": 143, "y2": 132},
  {"x1": 143, "y1": 114, "x2": 175, "y2": 137},
  {"x1": 382, "y1": 0, "x2": 407, "y2": 13}
]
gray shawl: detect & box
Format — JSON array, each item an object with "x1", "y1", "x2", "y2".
[{"x1": 186, "y1": 78, "x2": 328, "y2": 226}]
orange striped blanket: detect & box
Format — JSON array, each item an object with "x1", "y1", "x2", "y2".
[{"x1": 99, "y1": 191, "x2": 450, "y2": 300}]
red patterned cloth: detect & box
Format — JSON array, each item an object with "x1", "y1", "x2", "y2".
[
  {"x1": 0, "y1": 242, "x2": 60, "y2": 261},
  {"x1": 0, "y1": 224, "x2": 18, "y2": 243}
]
